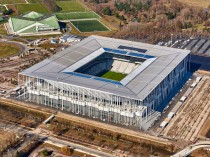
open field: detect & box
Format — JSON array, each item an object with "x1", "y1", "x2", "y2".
[
  {"x1": 0, "y1": 24, "x2": 7, "y2": 35},
  {"x1": 162, "y1": 75, "x2": 210, "y2": 141},
  {"x1": 71, "y1": 20, "x2": 109, "y2": 32},
  {"x1": 27, "y1": 0, "x2": 42, "y2": 3},
  {"x1": 15, "y1": 3, "x2": 49, "y2": 14},
  {"x1": 0, "y1": 0, "x2": 25, "y2": 4},
  {"x1": 101, "y1": 71, "x2": 127, "y2": 81},
  {"x1": 0, "y1": 5, "x2": 6, "y2": 12},
  {"x1": 56, "y1": 11, "x2": 100, "y2": 20},
  {"x1": 0, "y1": 130, "x2": 17, "y2": 153},
  {"x1": 178, "y1": 0, "x2": 210, "y2": 8},
  {"x1": 56, "y1": 1, "x2": 86, "y2": 12},
  {"x1": 0, "y1": 42, "x2": 20, "y2": 58}
]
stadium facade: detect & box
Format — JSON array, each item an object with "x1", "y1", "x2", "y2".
[
  {"x1": 8, "y1": 11, "x2": 60, "y2": 35},
  {"x1": 18, "y1": 36, "x2": 190, "y2": 130}
]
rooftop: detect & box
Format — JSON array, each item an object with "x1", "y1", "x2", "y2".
[
  {"x1": 9, "y1": 11, "x2": 60, "y2": 32},
  {"x1": 21, "y1": 35, "x2": 190, "y2": 100}
]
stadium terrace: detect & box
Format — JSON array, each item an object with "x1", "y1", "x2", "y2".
[{"x1": 18, "y1": 35, "x2": 190, "y2": 130}]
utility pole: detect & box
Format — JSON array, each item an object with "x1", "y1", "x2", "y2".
[{"x1": 171, "y1": 33, "x2": 173, "y2": 47}]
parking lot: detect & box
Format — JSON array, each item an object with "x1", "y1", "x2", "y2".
[
  {"x1": 160, "y1": 75, "x2": 210, "y2": 142},
  {"x1": 157, "y1": 38, "x2": 210, "y2": 57}
]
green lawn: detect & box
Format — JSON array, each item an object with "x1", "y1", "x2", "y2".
[
  {"x1": 0, "y1": 0, "x2": 26, "y2": 4},
  {"x1": 0, "y1": 42, "x2": 20, "y2": 58},
  {"x1": 71, "y1": 20, "x2": 109, "y2": 32},
  {"x1": 15, "y1": 3, "x2": 49, "y2": 14},
  {"x1": 101, "y1": 71, "x2": 127, "y2": 81},
  {"x1": 0, "y1": 6, "x2": 6, "y2": 12},
  {"x1": 0, "y1": 24, "x2": 7, "y2": 35},
  {"x1": 56, "y1": 11, "x2": 100, "y2": 20},
  {"x1": 27, "y1": 0, "x2": 42, "y2": 3},
  {"x1": 55, "y1": 1, "x2": 86, "y2": 12}
]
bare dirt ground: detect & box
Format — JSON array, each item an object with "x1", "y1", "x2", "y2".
[
  {"x1": 161, "y1": 75, "x2": 210, "y2": 142},
  {"x1": 0, "y1": 130, "x2": 17, "y2": 152},
  {"x1": 177, "y1": 0, "x2": 210, "y2": 8},
  {"x1": 199, "y1": 116, "x2": 210, "y2": 138}
]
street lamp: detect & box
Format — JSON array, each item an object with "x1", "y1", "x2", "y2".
[{"x1": 171, "y1": 34, "x2": 173, "y2": 47}]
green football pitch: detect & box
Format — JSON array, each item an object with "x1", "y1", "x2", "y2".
[
  {"x1": 0, "y1": 0, "x2": 26, "y2": 4},
  {"x1": 70, "y1": 20, "x2": 109, "y2": 32},
  {"x1": 56, "y1": 1, "x2": 86, "y2": 12},
  {"x1": 56, "y1": 12, "x2": 100, "y2": 20},
  {"x1": 15, "y1": 3, "x2": 49, "y2": 14},
  {"x1": 101, "y1": 71, "x2": 127, "y2": 81}
]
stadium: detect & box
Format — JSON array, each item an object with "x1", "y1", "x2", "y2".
[
  {"x1": 18, "y1": 36, "x2": 190, "y2": 130},
  {"x1": 8, "y1": 11, "x2": 60, "y2": 35}
]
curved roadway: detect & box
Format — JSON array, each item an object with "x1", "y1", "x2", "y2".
[{"x1": 171, "y1": 141, "x2": 210, "y2": 157}]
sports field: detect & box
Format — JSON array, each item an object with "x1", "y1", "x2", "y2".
[
  {"x1": 56, "y1": 11, "x2": 100, "y2": 20},
  {"x1": 101, "y1": 71, "x2": 127, "y2": 81},
  {"x1": 71, "y1": 20, "x2": 109, "y2": 32},
  {"x1": 56, "y1": 1, "x2": 86, "y2": 12},
  {"x1": 15, "y1": 3, "x2": 49, "y2": 14},
  {"x1": 0, "y1": 0, "x2": 25, "y2": 4},
  {"x1": 27, "y1": 0, "x2": 42, "y2": 3}
]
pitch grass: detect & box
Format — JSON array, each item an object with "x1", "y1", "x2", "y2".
[
  {"x1": 101, "y1": 71, "x2": 127, "y2": 81},
  {"x1": 27, "y1": 0, "x2": 42, "y2": 3},
  {"x1": 0, "y1": 0, "x2": 25, "y2": 4},
  {"x1": 71, "y1": 20, "x2": 109, "y2": 32},
  {"x1": 0, "y1": 24, "x2": 7, "y2": 35},
  {"x1": 56, "y1": 12, "x2": 100, "y2": 20},
  {"x1": 15, "y1": 3, "x2": 49, "y2": 14},
  {"x1": 0, "y1": 43, "x2": 20, "y2": 58},
  {"x1": 56, "y1": 1, "x2": 86, "y2": 12}
]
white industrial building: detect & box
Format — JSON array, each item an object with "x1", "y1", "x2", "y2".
[{"x1": 17, "y1": 35, "x2": 190, "y2": 130}]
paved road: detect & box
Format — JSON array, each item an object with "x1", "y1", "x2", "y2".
[{"x1": 171, "y1": 141, "x2": 210, "y2": 157}]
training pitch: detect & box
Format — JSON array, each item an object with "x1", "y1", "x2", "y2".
[
  {"x1": 70, "y1": 19, "x2": 109, "y2": 32},
  {"x1": 56, "y1": 11, "x2": 100, "y2": 20}
]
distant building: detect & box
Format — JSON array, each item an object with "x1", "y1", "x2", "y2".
[
  {"x1": 50, "y1": 38, "x2": 57, "y2": 44},
  {"x1": 59, "y1": 35, "x2": 80, "y2": 43},
  {"x1": 8, "y1": 11, "x2": 60, "y2": 35}
]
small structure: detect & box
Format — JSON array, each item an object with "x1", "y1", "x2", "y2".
[
  {"x1": 59, "y1": 35, "x2": 80, "y2": 43},
  {"x1": 50, "y1": 38, "x2": 57, "y2": 44}
]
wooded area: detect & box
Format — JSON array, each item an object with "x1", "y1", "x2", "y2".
[{"x1": 89, "y1": 0, "x2": 210, "y2": 43}]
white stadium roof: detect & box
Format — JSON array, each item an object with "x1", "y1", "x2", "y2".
[{"x1": 21, "y1": 35, "x2": 190, "y2": 100}]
